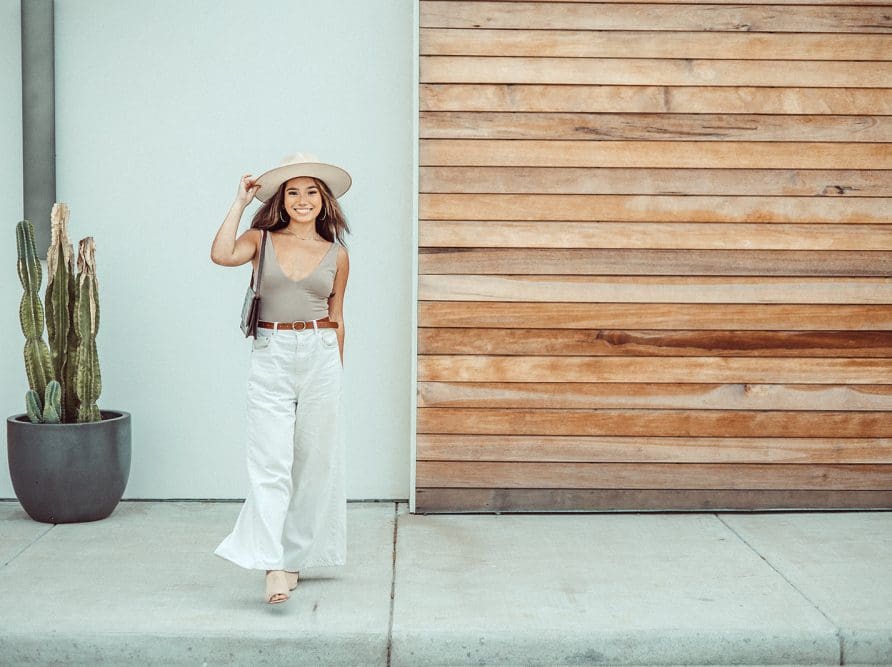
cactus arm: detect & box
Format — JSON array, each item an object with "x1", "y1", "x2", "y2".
[
  {"x1": 45, "y1": 203, "x2": 75, "y2": 422},
  {"x1": 16, "y1": 220, "x2": 54, "y2": 399},
  {"x1": 73, "y1": 238, "x2": 102, "y2": 423},
  {"x1": 16, "y1": 221, "x2": 45, "y2": 340},
  {"x1": 25, "y1": 390, "x2": 43, "y2": 424},
  {"x1": 23, "y1": 337, "x2": 54, "y2": 394},
  {"x1": 16, "y1": 220, "x2": 42, "y2": 296},
  {"x1": 42, "y1": 380, "x2": 61, "y2": 423},
  {"x1": 64, "y1": 285, "x2": 80, "y2": 422}
]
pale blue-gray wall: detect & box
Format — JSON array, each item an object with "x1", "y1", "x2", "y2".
[{"x1": 2, "y1": 0, "x2": 414, "y2": 500}]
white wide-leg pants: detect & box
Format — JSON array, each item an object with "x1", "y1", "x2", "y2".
[{"x1": 214, "y1": 325, "x2": 346, "y2": 570}]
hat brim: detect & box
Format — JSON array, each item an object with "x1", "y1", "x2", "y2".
[{"x1": 254, "y1": 162, "x2": 352, "y2": 202}]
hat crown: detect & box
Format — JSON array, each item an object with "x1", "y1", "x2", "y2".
[{"x1": 278, "y1": 151, "x2": 321, "y2": 167}]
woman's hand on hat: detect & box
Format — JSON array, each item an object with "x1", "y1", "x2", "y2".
[{"x1": 236, "y1": 174, "x2": 260, "y2": 206}]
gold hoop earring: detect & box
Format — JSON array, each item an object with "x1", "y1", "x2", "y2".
[{"x1": 279, "y1": 210, "x2": 288, "y2": 223}]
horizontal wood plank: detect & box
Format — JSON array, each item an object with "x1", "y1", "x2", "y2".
[
  {"x1": 417, "y1": 433, "x2": 892, "y2": 463},
  {"x1": 417, "y1": 329, "x2": 892, "y2": 357},
  {"x1": 416, "y1": 460, "x2": 892, "y2": 489},
  {"x1": 420, "y1": 2, "x2": 892, "y2": 32},
  {"x1": 418, "y1": 407, "x2": 892, "y2": 437},
  {"x1": 418, "y1": 302, "x2": 892, "y2": 330},
  {"x1": 417, "y1": 356, "x2": 892, "y2": 384},
  {"x1": 421, "y1": 57, "x2": 892, "y2": 87},
  {"x1": 417, "y1": 382, "x2": 892, "y2": 411},
  {"x1": 418, "y1": 275, "x2": 892, "y2": 304},
  {"x1": 419, "y1": 249, "x2": 892, "y2": 276},
  {"x1": 420, "y1": 112, "x2": 892, "y2": 142},
  {"x1": 420, "y1": 194, "x2": 892, "y2": 224},
  {"x1": 414, "y1": 488, "x2": 892, "y2": 512},
  {"x1": 420, "y1": 221, "x2": 892, "y2": 250},
  {"x1": 420, "y1": 140, "x2": 892, "y2": 169},
  {"x1": 420, "y1": 84, "x2": 892, "y2": 114},
  {"x1": 419, "y1": 168, "x2": 892, "y2": 197},
  {"x1": 420, "y1": 29, "x2": 892, "y2": 59}
]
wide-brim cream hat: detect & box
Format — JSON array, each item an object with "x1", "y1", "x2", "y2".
[{"x1": 254, "y1": 151, "x2": 352, "y2": 202}]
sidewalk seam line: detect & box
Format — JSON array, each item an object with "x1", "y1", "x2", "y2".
[
  {"x1": 715, "y1": 514, "x2": 844, "y2": 665},
  {"x1": 386, "y1": 501, "x2": 399, "y2": 667},
  {"x1": 2, "y1": 524, "x2": 54, "y2": 568}
]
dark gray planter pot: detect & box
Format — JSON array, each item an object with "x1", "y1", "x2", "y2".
[{"x1": 6, "y1": 410, "x2": 131, "y2": 524}]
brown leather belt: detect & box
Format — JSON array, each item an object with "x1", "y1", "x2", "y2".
[{"x1": 258, "y1": 318, "x2": 339, "y2": 331}]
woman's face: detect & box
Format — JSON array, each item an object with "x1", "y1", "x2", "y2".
[{"x1": 282, "y1": 176, "x2": 322, "y2": 223}]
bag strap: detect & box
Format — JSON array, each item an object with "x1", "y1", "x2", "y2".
[{"x1": 252, "y1": 229, "x2": 268, "y2": 294}]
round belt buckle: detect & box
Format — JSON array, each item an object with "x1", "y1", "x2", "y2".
[{"x1": 292, "y1": 321, "x2": 307, "y2": 331}]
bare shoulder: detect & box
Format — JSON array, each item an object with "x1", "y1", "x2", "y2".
[
  {"x1": 336, "y1": 244, "x2": 349, "y2": 265},
  {"x1": 241, "y1": 227, "x2": 263, "y2": 244}
]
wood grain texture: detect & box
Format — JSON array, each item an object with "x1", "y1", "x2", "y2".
[
  {"x1": 419, "y1": 249, "x2": 892, "y2": 276},
  {"x1": 414, "y1": 488, "x2": 892, "y2": 512},
  {"x1": 417, "y1": 382, "x2": 892, "y2": 410},
  {"x1": 420, "y1": 194, "x2": 892, "y2": 223},
  {"x1": 417, "y1": 356, "x2": 892, "y2": 384},
  {"x1": 420, "y1": 29, "x2": 892, "y2": 59},
  {"x1": 420, "y1": 221, "x2": 892, "y2": 250},
  {"x1": 420, "y1": 2, "x2": 892, "y2": 32},
  {"x1": 417, "y1": 329, "x2": 892, "y2": 357},
  {"x1": 419, "y1": 168, "x2": 892, "y2": 197},
  {"x1": 416, "y1": 433, "x2": 892, "y2": 462},
  {"x1": 418, "y1": 275, "x2": 892, "y2": 304},
  {"x1": 420, "y1": 85, "x2": 892, "y2": 114},
  {"x1": 421, "y1": 112, "x2": 892, "y2": 142},
  {"x1": 421, "y1": 57, "x2": 892, "y2": 87},
  {"x1": 416, "y1": 460, "x2": 892, "y2": 489},
  {"x1": 418, "y1": 302, "x2": 892, "y2": 330},
  {"x1": 420, "y1": 140, "x2": 892, "y2": 169},
  {"x1": 414, "y1": 0, "x2": 892, "y2": 511}
]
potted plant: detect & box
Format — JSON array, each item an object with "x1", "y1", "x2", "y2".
[{"x1": 6, "y1": 204, "x2": 131, "y2": 523}]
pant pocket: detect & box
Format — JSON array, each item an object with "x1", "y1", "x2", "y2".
[
  {"x1": 252, "y1": 331, "x2": 273, "y2": 350},
  {"x1": 319, "y1": 329, "x2": 339, "y2": 348}
]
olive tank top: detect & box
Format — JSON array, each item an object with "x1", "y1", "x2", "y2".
[{"x1": 258, "y1": 232, "x2": 339, "y2": 322}]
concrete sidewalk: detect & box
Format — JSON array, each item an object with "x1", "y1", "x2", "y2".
[{"x1": 0, "y1": 501, "x2": 889, "y2": 666}]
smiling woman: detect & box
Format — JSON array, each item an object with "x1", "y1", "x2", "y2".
[{"x1": 209, "y1": 152, "x2": 352, "y2": 605}]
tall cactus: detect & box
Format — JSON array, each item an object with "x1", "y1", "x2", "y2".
[
  {"x1": 45, "y1": 203, "x2": 77, "y2": 422},
  {"x1": 72, "y1": 237, "x2": 102, "y2": 423},
  {"x1": 16, "y1": 220, "x2": 54, "y2": 422}
]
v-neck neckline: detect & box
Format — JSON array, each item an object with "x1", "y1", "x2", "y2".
[{"x1": 267, "y1": 233, "x2": 335, "y2": 284}]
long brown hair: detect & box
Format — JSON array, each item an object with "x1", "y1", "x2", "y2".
[{"x1": 250, "y1": 177, "x2": 350, "y2": 245}]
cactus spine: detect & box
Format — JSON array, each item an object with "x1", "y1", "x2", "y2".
[
  {"x1": 16, "y1": 220, "x2": 54, "y2": 422},
  {"x1": 45, "y1": 203, "x2": 78, "y2": 422},
  {"x1": 73, "y1": 238, "x2": 102, "y2": 423}
]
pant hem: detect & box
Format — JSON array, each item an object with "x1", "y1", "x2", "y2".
[{"x1": 214, "y1": 548, "x2": 345, "y2": 571}]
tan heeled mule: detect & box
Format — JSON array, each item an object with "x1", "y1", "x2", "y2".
[
  {"x1": 285, "y1": 570, "x2": 300, "y2": 591},
  {"x1": 265, "y1": 570, "x2": 290, "y2": 604}
]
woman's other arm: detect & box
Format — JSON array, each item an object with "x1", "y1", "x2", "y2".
[{"x1": 328, "y1": 246, "x2": 350, "y2": 365}]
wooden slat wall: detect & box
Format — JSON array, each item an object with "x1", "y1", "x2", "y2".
[{"x1": 415, "y1": 0, "x2": 892, "y2": 512}]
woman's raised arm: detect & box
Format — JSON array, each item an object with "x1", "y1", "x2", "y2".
[{"x1": 210, "y1": 174, "x2": 262, "y2": 266}]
